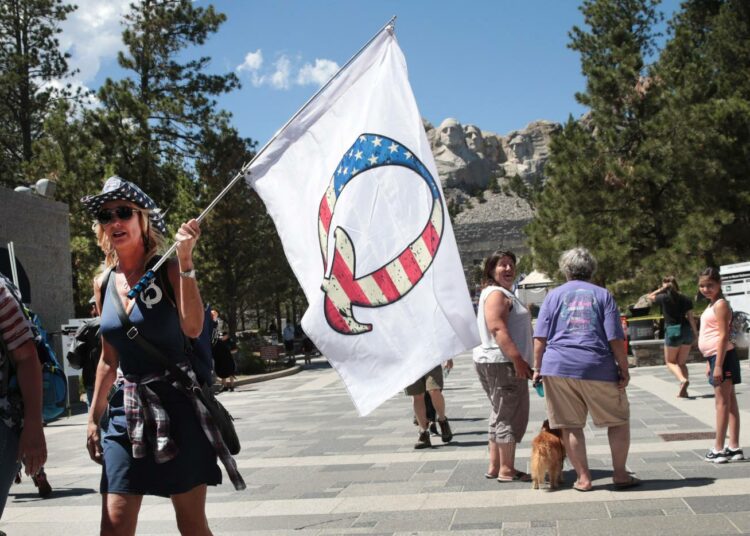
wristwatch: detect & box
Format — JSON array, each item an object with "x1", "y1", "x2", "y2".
[{"x1": 179, "y1": 269, "x2": 196, "y2": 279}]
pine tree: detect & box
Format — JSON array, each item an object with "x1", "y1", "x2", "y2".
[
  {"x1": 0, "y1": 0, "x2": 76, "y2": 188},
  {"x1": 90, "y1": 0, "x2": 239, "y2": 216},
  {"x1": 650, "y1": 0, "x2": 750, "y2": 270},
  {"x1": 528, "y1": 0, "x2": 668, "y2": 296}
]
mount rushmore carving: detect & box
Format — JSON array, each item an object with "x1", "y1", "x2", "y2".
[{"x1": 425, "y1": 117, "x2": 560, "y2": 193}]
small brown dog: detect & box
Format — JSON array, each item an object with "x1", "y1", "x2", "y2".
[{"x1": 530, "y1": 419, "x2": 565, "y2": 490}]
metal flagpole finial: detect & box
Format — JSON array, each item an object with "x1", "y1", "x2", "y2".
[{"x1": 386, "y1": 15, "x2": 397, "y2": 34}]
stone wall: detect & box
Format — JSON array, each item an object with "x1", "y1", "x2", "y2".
[
  {"x1": 451, "y1": 190, "x2": 534, "y2": 271},
  {"x1": 0, "y1": 186, "x2": 74, "y2": 342},
  {"x1": 454, "y1": 220, "x2": 530, "y2": 270}
]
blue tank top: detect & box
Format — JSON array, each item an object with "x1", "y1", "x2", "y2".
[{"x1": 100, "y1": 270, "x2": 187, "y2": 376}]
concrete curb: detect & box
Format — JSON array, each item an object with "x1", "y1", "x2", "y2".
[{"x1": 231, "y1": 365, "x2": 303, "y2": 386}]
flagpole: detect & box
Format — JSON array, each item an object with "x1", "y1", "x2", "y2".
[{"x1": 128, "y1": 16, "x2": 398, "y2": 299}]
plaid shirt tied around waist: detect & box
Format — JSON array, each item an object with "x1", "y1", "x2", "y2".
[{"x1": 122, "y1": 362, "x2": 245, "y2": 490}]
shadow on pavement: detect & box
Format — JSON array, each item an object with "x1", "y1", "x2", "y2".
[
  {"x1": 448, "y1": 440, "x2": 488, "y2": 448},
  {"x1": 571, "y1": 469, "x2": 716, "y2": 492},
  {"x1": 11, "y1": 487, "x2": 97, "y2": 501},
  {"x1": 302, "y1": 361, "x2": 332, "y2": 370}
]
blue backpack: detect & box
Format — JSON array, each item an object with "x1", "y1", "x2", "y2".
[{"x1": 6, "y1": 307, "x2": 68, "y2": 423}]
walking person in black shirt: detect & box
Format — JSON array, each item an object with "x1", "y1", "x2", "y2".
[{"x1": 648, "y1": 276, "x2": 698, "y2": 398}]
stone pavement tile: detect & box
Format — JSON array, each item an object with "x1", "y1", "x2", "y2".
[
  {"x1": 205, "y1": 513, "x2": 360, "y2": 532},
  {"x1": 394, "y1": 531, "x2": 498, "y2": 536},
  {"x1": 453, "y1": 502, "x2": 609, "y2": 525},
  {"x1": 418, "y1": 460, "x2": 460, "y2": 472},
  {"x1": 0, "y1": 521, "x2": 101, "y2": 535},
  {"x1": 605, "y1": 498, "x2": 690, "y2": 516},
  {"x1": 410, "y1": 472, "x2": 450, "y2": 483},
  {"x1": 354, "y1": 508, "x2": 455, "y2": 531},
  {"x1": 725, "y1": 512, "x2": 750, "y2": 532},
  {"x1": 558, "y1": 513, "x2": 738, "y2": 536},
  {"x1": 337, "y1": 481, "x2": 426, "y2": 497},
  {"x1": 320, "y1": 464, "x2": 374, "y2": 472},
  {"x1": 684, "y1": 494, "x2": 750, "y2": 514},
  {"x1": 502, "y1": 528, "x2": 558, "y2": 536}
]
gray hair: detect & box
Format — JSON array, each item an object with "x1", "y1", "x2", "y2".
[{"x1": 559, "y1": 247, "x2": 597, "y2": 281}]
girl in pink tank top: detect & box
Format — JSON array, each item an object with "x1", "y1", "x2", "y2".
[{"x1": 698, "y1": 268, "x2": 743, "y2": 463}]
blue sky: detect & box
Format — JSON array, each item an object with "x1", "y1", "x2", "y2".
[{"x1": 63, "y1": 0, "x2": 681, "y2": 145}]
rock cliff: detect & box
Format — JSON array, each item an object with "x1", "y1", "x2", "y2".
[{"x1": 425, "y1": 117, "x2": 560, "y2": 267}]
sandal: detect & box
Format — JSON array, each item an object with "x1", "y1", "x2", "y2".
[
  {"x1": 484, "y1": 472, "x2": 498, "y2": 479},
  {"x1": 678, "y1": 380, "x2": 689, "y2": 398},
  {"x1": 497, "y1": 470, "x2": 531, "y2": 482},
  {"x1": 613, "y1": 476, "x2": 641, "y2": 490},
  {"x1": 573, "y1": 482, "x2": 592, "y2": 492}
]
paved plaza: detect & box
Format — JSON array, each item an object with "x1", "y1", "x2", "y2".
[{"x1": 2, "y1": 356, "x2": 749, "y2": 535}]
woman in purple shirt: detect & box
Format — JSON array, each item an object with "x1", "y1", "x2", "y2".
[{"x1": 532, "y1": 248, "x2": 638, "y2": 491}]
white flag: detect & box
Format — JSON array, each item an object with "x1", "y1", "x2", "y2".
[{"x1": 246, "y1": 26, "x2": 480, "y2": 415}]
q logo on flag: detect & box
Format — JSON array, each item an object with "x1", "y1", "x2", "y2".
[{"x1": 317, "y1": 134, "x2": 445, "y2": 335}]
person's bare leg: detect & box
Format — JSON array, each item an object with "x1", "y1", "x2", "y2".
[
  {"x1": 428, "y1": 389, "x2": 446, "y2": 421},
  {"x1": 676, "y1": 345, "x2": 691, "y2": 383},
  {"x1": 497, "y1": 441, "x2": 521, "y2": 480},
  {"x1": 101, "y1": 493, "x2": 143, "y2": 536},
  {"x1": 727, "y1": 386, "x2": 740, "y2": 449},
  {"x1": 172, "y1": 484, "x2": 212, "y2": 536},
  {"x1": 412, "y1": 395, "x2": 428, "y2": 430},
  {"x1": 608, "y1": 423, "x2": 631, "y2": 483},
  {"x1": 487, "y1": 440, "x2": 500, "y2": 477},
  {"x1": 664, "y1": 346, "x2": 687, "y2": 383},
  {"x1": 561, "y1": 428, "x2": 591, "y2": 490},
  {"x1": 714, "y1": 381, "x2": 732, "y2": 452}
]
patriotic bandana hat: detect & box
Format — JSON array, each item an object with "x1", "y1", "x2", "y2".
[{"x1": 81, "y1": 176, "x2": 167, "y2": 235}]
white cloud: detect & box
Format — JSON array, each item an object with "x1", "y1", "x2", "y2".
[
  {"x1": 237, "y1": 49, "x2": 263, "y2": 73},
  {"x1": 296, "y1": 59, "x2": 340, "y2": 86},
  {"x1": 58, "y1": 0, "x2": 130, "y2": 85},
  {"x1": 235, "y1": 51, "x2": 339, "y2": 91},
  {"x1": 269, "y1": 56, "x2": 291, "y2": 90}
]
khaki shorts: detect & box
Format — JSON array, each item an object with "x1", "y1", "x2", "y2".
[
  {"x1": 405, "y1": 365, "x2": 444, "y2": 396},
  {"x1": 544, "y1": 376, "x2": 629, "y2": 429}
]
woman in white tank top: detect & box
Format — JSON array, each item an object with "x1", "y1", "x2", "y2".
[{"x1": 473, "y1": 250, "x2": 534, "y2": 482}]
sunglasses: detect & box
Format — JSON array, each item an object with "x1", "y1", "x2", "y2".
[{"x1": 95, "y1": 206, "x2": 140, "y2": 225}]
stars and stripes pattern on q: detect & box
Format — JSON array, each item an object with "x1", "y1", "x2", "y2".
[
  {"x1": 246, "y1": 25, "x2": 480, "y2": 415},
  {"x1": 318, "y1": 134, "x2": 444, "y2": 335}
]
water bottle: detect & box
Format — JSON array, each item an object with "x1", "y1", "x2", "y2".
[{"x1": 533, "y1": 377, "x2": 544, "y2": 397}]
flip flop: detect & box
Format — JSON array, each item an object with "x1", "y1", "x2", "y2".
[
  {"x1": 678, "y1": 380, "x2": 689, "y2": 398},
  {"x1": 484, "y1": 472, "x2": 498, "y2": 479},
  {"x1": 497, "y1": 471, "x2": 531, "y2": 482},
  {"x1": 613, "y1": 476, "x2": 641, "y2": 490},
  {"x1": 573, "y1": 482, "x2": 592, "y2": 492}
]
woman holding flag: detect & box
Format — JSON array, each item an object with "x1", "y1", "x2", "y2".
[{"x1": 82, "y1": 176, "x2": 242, "y2": 535}]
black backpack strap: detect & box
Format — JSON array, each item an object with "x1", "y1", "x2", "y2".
[{"x1": 106, "y1": 273, "x2": 196, "y2": 392}]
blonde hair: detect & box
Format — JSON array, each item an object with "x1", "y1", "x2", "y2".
[{"x1": 94, "y1": 208, "x2": 166, "y2": 268}]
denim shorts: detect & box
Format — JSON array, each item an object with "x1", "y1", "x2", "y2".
[
  {"x1": 664, "y1": 324, "x2": 693, "y2": 347},
  {"x1": 0, "y1": 422, "x2": 21, "y2": 517}
]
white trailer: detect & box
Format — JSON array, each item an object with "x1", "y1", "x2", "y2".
[{"x1": 720, "y1": 261, "x2": 750, "y2": 314}]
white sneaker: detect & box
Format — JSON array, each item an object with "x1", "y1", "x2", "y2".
[
  {"x1": 704, "y1": 448, "x2": 728, "y2": 463},
  {"x1": 724, "y1": 447, "x2": 744, "y2": 461}
]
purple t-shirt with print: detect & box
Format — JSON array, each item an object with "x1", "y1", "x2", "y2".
[{"x1": 534, "y1": 280, "x2": 624, "y2": 382}]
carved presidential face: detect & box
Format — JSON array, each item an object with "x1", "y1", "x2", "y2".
[
  {"x1": 463, "y1": 125, "x2": 484, "y2": 153},
  {"x1": 509, "y1": 134, "x2": 529, "y2": 160},
  {"x1": 483, "y1": 135, "x2": 503, "y2": 162},
  {"x1": 438, "y1": 118, "x2": 464, "y2": 149}
]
